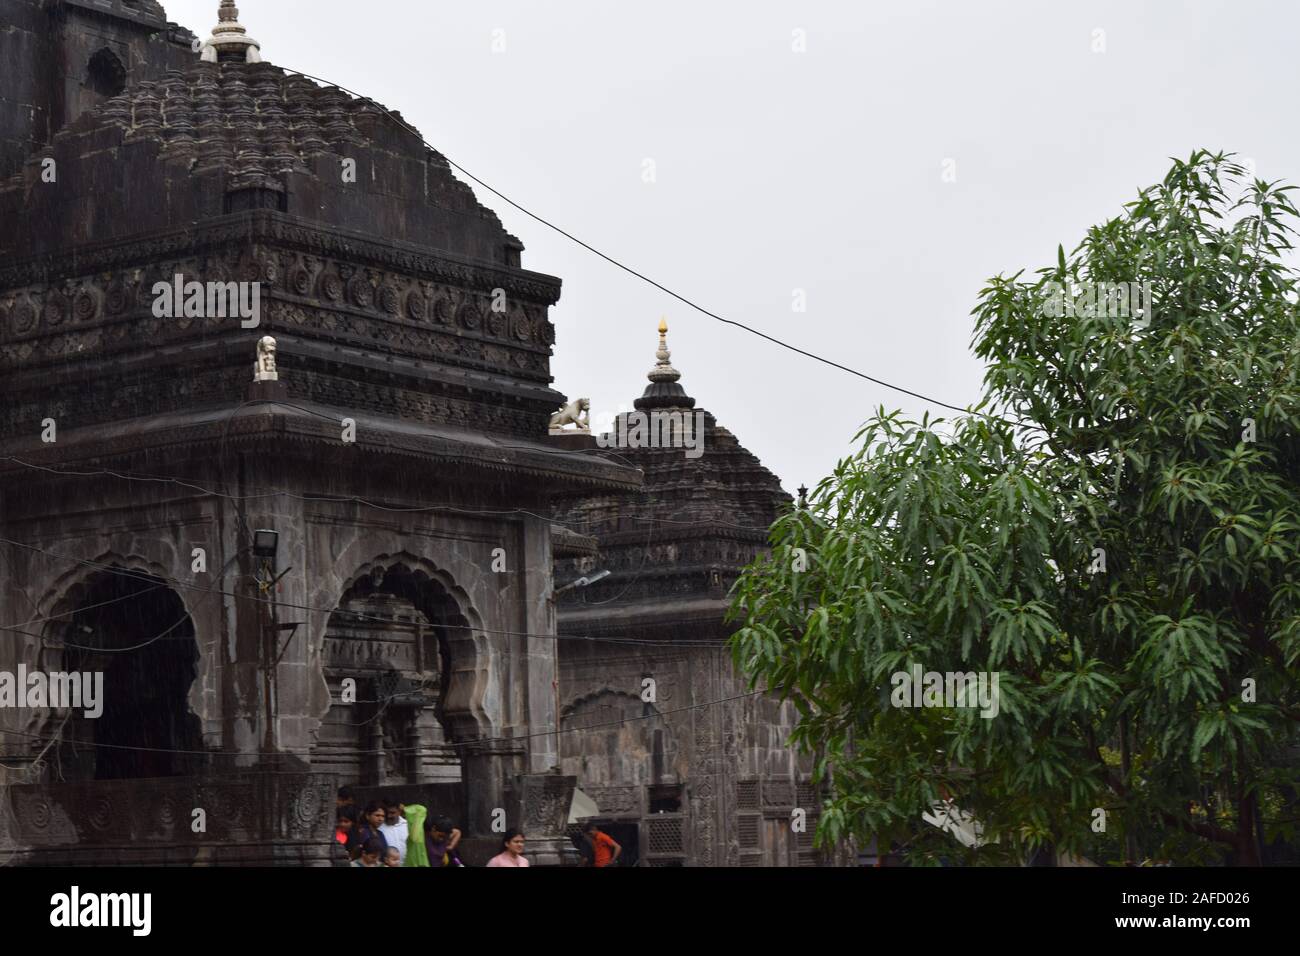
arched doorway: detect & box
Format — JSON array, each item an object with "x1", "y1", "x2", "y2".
[
  {"x1": 313, "y1": 561, "x2": 482, "y2": 787},
  {"x1": 561, "y1": 689, "x2": 668, "y2": 785},
  {"x1": 560, "y1": 690, "x2": 674, "y2": 868},
  {"x1": 43, "y1": 568, "x2": 203, "y2": 782},
  {"x1": 85, "y1": 48, "x2": 126, "y2": 98}
]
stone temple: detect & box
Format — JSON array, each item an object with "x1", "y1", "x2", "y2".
[
  {"x1": 552, "y1": 323, "x2": 828, "y2": 866},
  {"x1": 0, "y1": 0, "x2": 831, "y2": 866}
]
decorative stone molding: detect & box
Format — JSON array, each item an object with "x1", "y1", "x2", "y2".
[
  {"x1": 586, "y1": 786, "x2": 640, "y2": 816},
  {"x1": 0, "y1": 213, "x2": 562, "y2": 307},
  {"x1": 6, "y1": 774, "x2": 336, "y2": 864}
]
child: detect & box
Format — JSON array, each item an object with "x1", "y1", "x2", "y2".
[
  {"x1": 335, "y1": 805, "x2": 357, "y2": 847},
  {"x1": 351, "y1": 837, "x2": 384, "y2": 868},
  {"x1": 383, "y1": 846, "x2": 402, "y2": 868}
]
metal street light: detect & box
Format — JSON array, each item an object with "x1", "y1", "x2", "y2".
[{"x1": 553, "y1": 569, "x2": 611, "y2": 596}]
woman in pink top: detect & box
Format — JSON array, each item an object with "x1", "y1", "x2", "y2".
[{"x1": 487, "y1": 829, "x2": 530, "y2": 867}]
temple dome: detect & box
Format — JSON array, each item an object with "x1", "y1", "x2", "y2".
[
  {"x1": 0, "y1": 59, "x2": 522, "y2": 267},
  {"x1": 87, "y1": 63, "x2": 372, "y2": 182}
]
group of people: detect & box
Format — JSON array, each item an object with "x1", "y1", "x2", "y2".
[
  {"x1": 335, "y1": 787, "x2": 529, "y2": 868},
  {"x1": 336, "y1": 786, "x2": 624, "y2": 867}
]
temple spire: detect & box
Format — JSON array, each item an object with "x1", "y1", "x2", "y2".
[
  {"x1": 648, "y1": 317, "x2": 680, "y2": 384},
  {"x1": 200, "y1": 1, "x2": 262, "y2": 63},
  {"x1": 635, "y1": 317, "x2": 696, "y2": 411}
]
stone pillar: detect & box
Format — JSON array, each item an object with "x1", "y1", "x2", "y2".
[
  {"x1": 407, "y1": 715, "x2": 425, "y2": 783},
  {"x1": 509, "y1": 771, "x2": 576, "y2": 867},
  {"x1": 230, "y1": 448, "x2": 313, "y2": 766},
  {"x1": 366, "y1": 709, "x2": 385, "y2": 785},
  {"x1": 461, "y1": 739, "x2": 526, "y2": 837},
  {"x1": 521, "y1": 515, "x2": 558, "y2": 772},
  {"x1": 224, "y1": 526, "x2": 269, "y2": 765}
]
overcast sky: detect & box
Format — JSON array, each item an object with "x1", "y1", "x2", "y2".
[{"x1": 167, "y1": 0, "x2": 1300, "y2": 492}]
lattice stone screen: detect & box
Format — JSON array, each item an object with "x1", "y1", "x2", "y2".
[{"x1": 647, "y1": 817, "x2": 684, "y2": 855}]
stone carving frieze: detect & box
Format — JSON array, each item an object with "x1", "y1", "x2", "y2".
[
  {"x1": 322, "y1": 635, "x2": 418, "y2": 672},
  {"x1": 692, "y1": 708, "x2": 718, "y2": 865},
  {"x1": 7, "y1": 774, "x2": 336, "y2": 848},
  {"x1": 0, "y1": 365, "x2": 241, "y2": 439},
  {"x1": 1, "y1": 252, "x2": 555, "y2": 385},
  {"x1": 0, "y1": 213, "x2": 561, "y2": 304},
  {"x1": 517, "y1": 774, "x2": 575, "y2": 835},
  {"x1": 586, "y1": 785, "x2": 639, "y2": 816},
  {"x1": 763, "y1": 779, "x2": 796, "y2": 810}
]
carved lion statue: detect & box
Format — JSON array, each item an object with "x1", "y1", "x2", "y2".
[{"x1": 549, "y1": 397, "x2": 590, "y2": 431}]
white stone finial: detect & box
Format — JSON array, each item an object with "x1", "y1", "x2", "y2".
[
  {"x1": 647, "y1": 317, "x2": 680, "y2": 384},
  {"x1": 254, "y1": 335, "x2": 278, "y2": 382},
  {"x1": 201, "y1": 0, "x2": 262, "y2": 63}
]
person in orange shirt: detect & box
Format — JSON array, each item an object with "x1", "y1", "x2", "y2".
[
  {"x1": 335, "y1": 806, "x2": 357, "y2": 847},
  {"x1": 584, "y1": 822, "x2": 622, "y2": 868}
]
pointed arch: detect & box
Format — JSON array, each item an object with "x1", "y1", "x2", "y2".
[
  {"x1": 85, "y1": 47, "x2": 126, "y2": 98},
  {"x1": 328, "y1": 552, "x2": 490, "y2": 744},
  {"x1": 30, "y1": 556, "x2": 203, "y2": 781}
]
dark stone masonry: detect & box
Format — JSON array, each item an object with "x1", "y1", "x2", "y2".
[{"x1": 0, "y1": 0, "x2": 833, "y2": 866}]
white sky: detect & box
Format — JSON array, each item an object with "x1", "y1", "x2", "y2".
[{"x1": 165, "y1": 0, "x2": 1300, "y2": 492}]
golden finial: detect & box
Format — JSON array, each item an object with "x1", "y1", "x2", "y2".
[{"x1": 649, "y1": 316, "x2": 678, "y2": 383}]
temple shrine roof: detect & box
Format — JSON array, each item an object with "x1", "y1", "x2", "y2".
[
  {"x1": 552, "y1": 322, "x2": 791, "y2": 626},
  {"x1": 0, "y1": 9, "x2": 521, "y2": 268}
]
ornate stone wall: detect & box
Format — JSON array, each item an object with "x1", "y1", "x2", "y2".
[
  {"x1": 5, "y1": 773, "x2": 337, "y2": 866},
  {"x1": 0, "y1": 215, "x2": 562, "y2": 443},
  {"x1": 0, "y1": 423, "x2": 621, "y2": 858},
  {"x1": 557, "y1": 640, "x2": 815, "y2": 867}
]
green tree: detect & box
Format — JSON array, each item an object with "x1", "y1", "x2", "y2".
[{"x1": 731, "y1": 151, "x2": 1300, "y2": 865}]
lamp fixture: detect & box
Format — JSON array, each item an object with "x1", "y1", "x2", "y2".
[
  {"x1": 553, "y1": 569, "x2": 611, "y2": 597},
  {"x1": 252, "y1": 529, "x2": 279, "y2": 559}
]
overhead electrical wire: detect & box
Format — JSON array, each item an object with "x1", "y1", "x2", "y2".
[
  {"x1": 0, "y1": 686, "x2": 770, "y2": 758},
  {"x1": 0, "y1": 454, "x2": 781, "y2": 534},
  {"x1": 273, "y1": 63, "x2": 1009, "y2": 422},
  {"x1": 0, "y1": 533, "x2": 731, "y2": 651}
]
